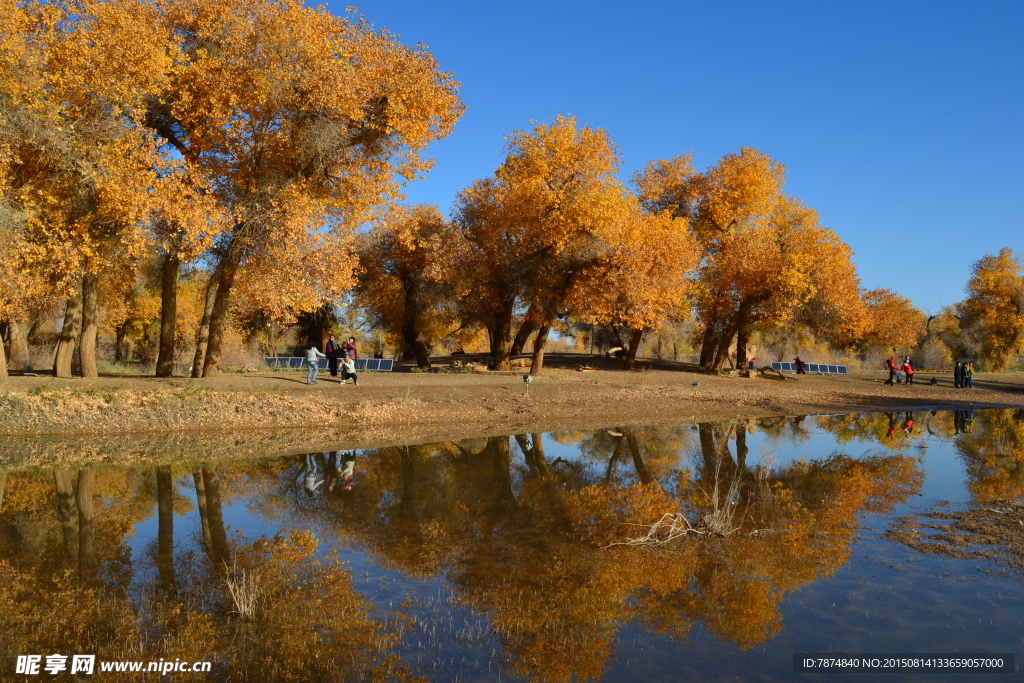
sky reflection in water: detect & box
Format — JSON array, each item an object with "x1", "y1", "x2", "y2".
[{"x1": 1, "y1": 409, "x2": 1022, "y2": 682}]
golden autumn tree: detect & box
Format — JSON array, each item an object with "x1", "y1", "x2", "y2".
[
  {"x1": 354, "y1": 204, "x2": 452, "y2": 368},
  {"x1": 956, "y1": 248, "x2": 1024, "y2": 371},
  {"x1": 446, "y1": 116, "x2": 634, "y2": 370},
  {"x1": 953, "y1": 409, "x2": 1024, "y2": 501},
  {"x1": 229, "y1": 222, "x2": 360, "y2": 345},
  {"x1": 857, "y1": 288, "x2": 927, "y2": 356},
  {"x1": 636, "y1": 150, "x2": 861, "y2": 373},
  {"x1": 571, "y1": 209, "x2": 698, "y2": 370},
  {"x1": 636, "y1": 150, "x2": 866, "y2": 374},
  {"x1": 141, "y1": 0, "x2": 463, "y2": 377},
  {"x1": 0, "y1": 0, "x2": 173, "y2": 378},
  {"x1": 151, "y1": 172, "x2": 224, "y2": 377}
]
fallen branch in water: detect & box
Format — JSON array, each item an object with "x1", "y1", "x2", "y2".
[{"x1": 601, "y1": 512, "x2": 703, "y2": 548}]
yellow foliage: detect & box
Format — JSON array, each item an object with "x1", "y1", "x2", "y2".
[
  {"x1": 859, "y1": 288, "x2": 927, "y2": 351},
  {"x1": 957, "y1": 248, "x2": 1024, "y2": 371}
]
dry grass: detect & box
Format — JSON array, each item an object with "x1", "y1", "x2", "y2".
[{"x1": 224, "y1": 565, "x2": 264, "y2": 621}]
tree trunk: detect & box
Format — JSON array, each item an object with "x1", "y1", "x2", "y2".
[
  {"x1": 510, "y1": 316, "x2": 537, "y2": 357},
  {"x1": 401, "y1": 286, "x2": 431, "y2": 369},
  {"x1": 191, "y1": 267, "x2": 221, "y2": 378},
  {"x1": 710, "y1": 329, "x2": 730, "y2": 370},
  {"x1": 53, "y1": 471, "x2": 79, "y2": 567},
  {"x1": 514, "y1": 433, "x2": 550, "y2": 477},
  {"x1": 268, "y1": 320, "x2": 278, "y2": 357},
  {"x1": 76, "y1": 469, "x2": 96, "y2": 580},
  {"x1": 529, "y1": 324, "x2": 551, "y2": 375},
  {"x1": 608, "y1": 324, "x2": 626, "y2": 350},
  {"x1": 487, "y1": 436, "x2": 516, "y2": 511},
  {"x1": 697, "y1": 423, "x2": 717, "y2": 472},
  {"x1": 0, "y1": 471, "x2": 6, "y2": 512},
  {"x1": 489, "y1": 296, "x2": 516, "y2": 370},
  {"x1": 529, "y1": 432, "x2": 548, "y2": 475},
  {"x1": 156, "y1": 251, "x2": 180, "y2": 377},
  {"x1": 735, "y1": 424, "x2": 748, "y2": 471},
  {"x1": 626, "y1": 431, "x2": 659, "y2": 488},
  {"x1": 202, "y1": 248, "x2": 242, "y2": 377},
  {"x1": 698, "y1": 325, "x2": 717, "y2": 369},
  {"x1": 602, "y1": 435, "x2": 626, "y2": 485},
  {"x1": 79, "y1": 274, "x2": 99, "y2": 378},
  {"x1": 54, "y1": 287, "x2": 84, "y2": 378},
  {"x1": 200, "y1": 466, "x2": 231, "y2": 568},
  {"x1": 114, "y1": 323, "x2": 127, "y2": 362},
  {"x1": 711, "y1": 313, "x2": 743, "y2": 370},
  {"x1": 156, "y1": 465, "x2": 176, "y2": 595},
  {"x1": 192, "y1": 470, "x2": 213, "y2": 554},
  {"x1": 0, "y1": 329, "x2": 6, "y2": 383},
  {"x1": 624, "y1": 328, "x2": 644, "y2": 370},
  {"x1": 8, "y1": 319, "x2": 29, "y2": 370}
]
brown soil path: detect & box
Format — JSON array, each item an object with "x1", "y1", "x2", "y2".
[{"x1": 3, "y1": 355, "x2": 1021, "y2": 441}]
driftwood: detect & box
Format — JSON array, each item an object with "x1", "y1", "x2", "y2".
[{"x1": 757, "y1": 365, "x2": 787, "y2": 380}]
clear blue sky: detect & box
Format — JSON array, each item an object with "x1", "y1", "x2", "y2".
[{"x1": 332, "y1": 0, "x2": 1023, "y2": 314}]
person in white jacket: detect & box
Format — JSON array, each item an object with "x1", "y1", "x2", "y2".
[
  {"x1": 339, "y1": 351, "x2": 359, "y2": 385},
  {"x1": 305, "y1": 344, "x2": 326, "y2": 384}
]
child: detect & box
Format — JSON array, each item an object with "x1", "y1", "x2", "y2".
[{"x1": 340, "y1": 351, "x2": 359, "y2": 386}]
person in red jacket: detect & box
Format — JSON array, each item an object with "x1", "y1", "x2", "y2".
[
  {"x1": 902, "y1": 356, "x2": 915, "y2": 385},
  {"x1": 340, "y1": 336, "x2": 358, "y2": 361},
  {"x1": 885, "y1": 355, "x2": 897, "y2": 385}
]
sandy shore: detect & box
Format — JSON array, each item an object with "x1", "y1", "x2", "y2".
[{"x1": 3, "y1": 356, "x2": 1021, "y2": 448}]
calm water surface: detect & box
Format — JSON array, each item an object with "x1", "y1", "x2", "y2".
[{"x1": 1, "y1": 409, "x2": 1023, "y2": 681}]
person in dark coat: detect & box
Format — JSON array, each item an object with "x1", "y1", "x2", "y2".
[
  {"x1": 325, "y1": 335, "x2": 340, "y2": 377},
  {"x1": 953, "y1": 362, "x2": 962, "y2": 388}
]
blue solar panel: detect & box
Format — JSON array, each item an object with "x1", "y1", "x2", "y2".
[
  {"x1": 771, "y1": 361, "x2": 848, "y2": 374},
  {"x1": 263, "y1": 357, "x2": 393, "y2": 371}
]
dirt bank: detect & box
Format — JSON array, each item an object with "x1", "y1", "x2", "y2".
[
  {"x1": 3, "y1": 356, "x2": 1022, "y2": 449},
  {"x1": 885, "y1": 501, "x2": 1024, "y2": 572}
]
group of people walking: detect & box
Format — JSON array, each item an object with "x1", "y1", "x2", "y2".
[
  {"x1": 953, "y1": 362, "x2": 976, "y2": 388},
  {"x1": 305, "y1": 334, "x2": 360, "y2": 385},
  {"x1": 884, "y1": 355, "x2": 915, "y2": 386}
]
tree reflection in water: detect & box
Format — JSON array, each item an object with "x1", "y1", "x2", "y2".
[
  {"x1": 13, "y1": 411, "x2": 1024, "y2": 681},
  {"x1": 0, "y1": 467, "x2": 408, "y2": 682}
]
